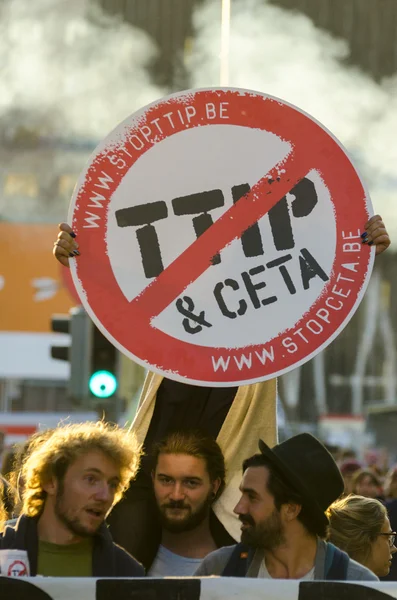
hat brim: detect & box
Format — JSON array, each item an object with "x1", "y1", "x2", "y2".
[{"x1": 258, "y1": 439, "x2": 329, "y2": 528}]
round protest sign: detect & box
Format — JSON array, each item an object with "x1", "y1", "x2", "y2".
[{"x1": 69, "y1": 87, "x2": 374, "y2": 386}]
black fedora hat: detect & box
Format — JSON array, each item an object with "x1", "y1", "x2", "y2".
[{"x1": 258, "y1": 433, "x2": 344, "y2": 528}]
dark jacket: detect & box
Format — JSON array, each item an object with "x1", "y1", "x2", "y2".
[{"x1": 0, "y1": 514, "x2": 145, "y2": 577}]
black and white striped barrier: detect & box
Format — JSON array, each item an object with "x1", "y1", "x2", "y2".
[{"x1": 1, "y1": 577, "x2": 397, "y2": 600}]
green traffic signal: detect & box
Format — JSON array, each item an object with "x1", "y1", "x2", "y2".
[{"x1": 89, "y1": 370, "x2": 117, "y2": 398}]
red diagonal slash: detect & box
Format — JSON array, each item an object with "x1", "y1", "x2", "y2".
[
  {"x1": 130, "y1": 146, "x2": 312, "y2": 321},
  {"x1": 73, "y1": 88, "x2": 372, "y2": 383}
]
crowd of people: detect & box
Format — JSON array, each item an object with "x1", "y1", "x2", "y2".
[
  {"x1": 0, "y1": 421, "x2": 396, "y2": 582},
  {"x1": 0, "y1": 215, "x2": 392, "y2": 581},
  {"x1": 331, "y1": 446, "x2": 397, "y2": 580}
]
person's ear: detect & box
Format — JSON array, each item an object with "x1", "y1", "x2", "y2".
[
  {"x1": 282, "y1": 502, "x2": 302, "y2": 522},
  {"x1": 211, "y1": 478, "x2": 222, "y2": 500},
  {"x1": 42, "y1": 476, "x2": 58, "y2": 497}
]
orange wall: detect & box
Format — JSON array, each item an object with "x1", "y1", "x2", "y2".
[{"x1": 0, "y1": 223, "x2": 76, "y2": 332}]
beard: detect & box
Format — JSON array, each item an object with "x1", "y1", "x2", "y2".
[
  {"x1": 240, "y1": 508, "x2": 285, "y2": 550},
  {"x1": 158, "y1": 491, "x2": 213, "y2": 533},
  {"x1": 54, "y1": 483, "x2": 101, "y2": 538}
]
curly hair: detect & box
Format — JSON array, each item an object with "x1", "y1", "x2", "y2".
[
  {"x1": 7, "y1": 429, "x2": 55, "y2": 506},
  {"x1": 326, "y1": 494, "x2": 387, "y2": 565},
  {"x1": 0, "y1": 479, "x2": 7, "y2": 532},
  {"x1": 0, "y1": 476, "x2": 17, "y2": 525},
  {"x1": 21, "y1": 421, "x2": 142, "y2": 517}
]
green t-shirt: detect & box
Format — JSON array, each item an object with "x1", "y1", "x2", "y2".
[{"x1": 37, "y1": 538, "x2": 93, "y2": 577}]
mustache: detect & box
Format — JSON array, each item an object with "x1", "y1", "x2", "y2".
[
  {"x1": 85, "y1": 504, "x2": 107, "y2": 513},
  {"x1": 163, "y1": 500, "x2": 190, "y2": 510},
  {"x1": 239, "y1": 515, "x2": 255, "y2": 526}
]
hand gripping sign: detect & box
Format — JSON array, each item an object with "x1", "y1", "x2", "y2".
[{"x1": 69, "y1": 87, "x2": 374, "y2": 386}]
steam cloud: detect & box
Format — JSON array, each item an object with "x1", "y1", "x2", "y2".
[
  {"x1": 1, "y1": 0, "x2": 396, "y2": 232},
  {"x1": 0, "y1": 0, "x2": 164, "y2": 139},
  {"x1": 187, "y1": 0, "x2": 397, "y2": 237},
  {"x1": 0, "y1": 0, "x2": 165, "y2": 222}
]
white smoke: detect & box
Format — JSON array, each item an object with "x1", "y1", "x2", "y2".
[
  {"x1": 0, "y1": 0, "x2": 166, "y2": 222},
  {"x1": 187, "y1": 0, "x2": 397, "y2": 238},
  {"x1": 0, "y1": 0, "x2": 165, "y2": 140}
]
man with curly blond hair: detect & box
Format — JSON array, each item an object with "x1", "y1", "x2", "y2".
[{"x1": 0, "y1": 421, "x2": 145, "y2": 577}]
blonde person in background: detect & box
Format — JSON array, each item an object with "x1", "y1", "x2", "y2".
[{"x1": 326, "y1": 494, "x2": 397, "y2": 578}]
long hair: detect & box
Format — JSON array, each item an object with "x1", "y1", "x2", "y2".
[
  {"x1": 326, "y1": 494, "x2": 387, "y2": 565},
  {"x1": 153, "y1": 430, "x2": 226, "y2": 501},
  {"x1": 7, "y1": 430, "x2": 55, "y2": 507},
  {"x1": 22, "y1": 421, "x2": 142, "y2": 517},
  {"x1": 0, "y1": 476, "x2": 17, "y2": 525},
  {"x1": 0, "y1": 479, "x2": 7, "y2": 532}
]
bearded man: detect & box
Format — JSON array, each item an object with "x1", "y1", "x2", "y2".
[
  {"x1": 195, "y1": 433, "x2": 378, "y2": 581},
  {"x1": 147, "y1": 430, "x2": 227, "y2": 576}
]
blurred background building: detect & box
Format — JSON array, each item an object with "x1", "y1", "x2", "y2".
[{"x1": 1, "y1": 0, "x2": 396, "y2": 459}]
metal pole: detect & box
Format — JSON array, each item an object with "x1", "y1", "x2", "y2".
[
  {"x1": 313, "y1": 353, "x2": 327, "y2": 415},
  {"x1": 220, "y1": 0, "x2": 231, "y2": 86},
  {"x1": 0, "y1": 380, "x2": 7, "y2": 412}
]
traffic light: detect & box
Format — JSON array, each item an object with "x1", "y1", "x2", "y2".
[
  {"x1": 50, "y1": 307, "x2": 91, "y2": 404},
  {"x1": 68, "y1": 306, "x2": 92, "y2": 402},
  {"x1": 50, "y1": 307, "x2": 119, "y2": 406},
  {"x1": 50, "y1": 314, "x2": 71, "y2": 361},
  {"x1": 88, "y1": 325, "x2": 118, "y2": 399}
]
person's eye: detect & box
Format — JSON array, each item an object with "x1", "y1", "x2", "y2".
[
  {"x1": 159, "y1": 476, "x2": 172, "y2": 484},
  {"x1": 85, "y1": 475, "x2": 97, "y2": 485},
  {"x1": 185, "y1": 480, "x2": 199, "y2": 488}
]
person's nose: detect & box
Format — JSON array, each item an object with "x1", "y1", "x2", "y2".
[
  {"x1": 391, "y1": 544, "x2": 397, "y2": 555},
  {"x1": 233, "y1": 495, "x2": 246, "y2": 516},
  {"x1": 94, "y1": 482, "x2": 112, "y2": 503},
  {"x1": 169, "y1": 482, "x2": 185, "y2": 501}
]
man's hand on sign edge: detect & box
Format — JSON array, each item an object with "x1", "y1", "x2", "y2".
[
  {"x1": 363, "y1": 214, "x2": 391, "y2": 256},
  {"x1": 53, "y1": 222, "x2": 79, "y2": 268},
  {"x1": 52, "y1": 214, "x2": 391, "y2": 268}
]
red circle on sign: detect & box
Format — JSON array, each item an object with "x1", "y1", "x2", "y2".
[
  {"x1": 69, "y1": 88, "x2": 373, "y2": 386},
  {"x1": 8, "y1": 560, "x2": 28, "y2": 576}
]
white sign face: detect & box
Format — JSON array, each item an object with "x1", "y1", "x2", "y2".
[{"x1": 70, "y1": 88, "x2": 374, "y2": 386}]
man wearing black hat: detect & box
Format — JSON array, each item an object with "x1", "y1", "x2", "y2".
[{"x1": 194, "y1": 433, "x2": 378, "y2": 580}]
